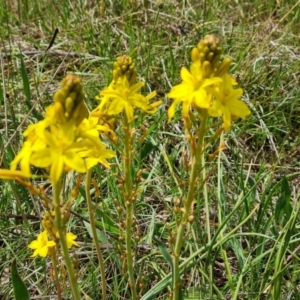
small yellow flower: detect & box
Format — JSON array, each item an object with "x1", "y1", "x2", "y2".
[
  {"x1": 168, "y1": 61, "x2": 221, "y2": 120},
  {"x1": 66, "y1": 232, "x2": 79, "y2": 248},
  {"x1": 208, "y1": 74, "x2": 251, "y2": 130},
  {"x1": 28, "y1": 231, "x2": 56, "y2": 257}
]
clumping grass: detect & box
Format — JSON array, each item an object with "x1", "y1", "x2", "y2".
[{"x1": 1, "y1": 0, "x2": 300, "y2": 299}]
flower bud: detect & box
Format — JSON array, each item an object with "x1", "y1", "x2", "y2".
[
  {"x1": 214, "y1": 57, "x2": 232, "y2": 77},
  {"x1": 202, "y1": 61, "x2": 212, "y2": 78},
  {"x1": 112, "y1": 55, "x2": 136, "y2": 84},
  {"x1": 53, "y1": 74, "x2": 87, "y2": 125},
  {"x1": 195, "y1": 34, "x2": 222, "y2": 66}
]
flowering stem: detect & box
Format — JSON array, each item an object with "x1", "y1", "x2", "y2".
[
  {"x1": 50, "y1": 250, "x2": 62, "y2": 300},
  {"x1": 123, "y1": 116, "x2": 137, "y2": 300},
  {"x1": 53, "y1": 183, "x2": 81, "y2": 300},
  {"x1": 85, "y1": 169, "x2": 107, "y2": 300},
  {"x1": 172, "y1": 111, "x2": 208, "y2": 300},
  {"x1": 202, "y1": 153, "x2": 213, "y2": 296}
]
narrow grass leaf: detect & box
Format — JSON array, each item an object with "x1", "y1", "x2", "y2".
[
  {"x1": 19, "y1": 52, "x2": 41, "y2": 120},
  {"x1": 140, "y1": 138, "x2": 157, "y2": 162}
]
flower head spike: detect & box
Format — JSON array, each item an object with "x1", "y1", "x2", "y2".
[
  {"x1": 28, "y1": 231, "x2": 56, "y2": 257},
  {"x1": 167, "y1": 61, "x2": 221, "y2": 120},
  {"x1": 208, "y1": 74, "x2": 251, "y2": 130}
]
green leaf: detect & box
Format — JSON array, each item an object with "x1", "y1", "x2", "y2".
[
  {"x1": 153, "y1": 236, "x2": 173, "y2": 271},
  {"x1": 275, "y1": 176, "x2": 292, "y2": 222},
  {"x1": 11, "y1": 258, "x2": 30, "y2": 300}
]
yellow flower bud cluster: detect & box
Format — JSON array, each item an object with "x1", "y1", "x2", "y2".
[
  {"x1": 94, "y1": 55, "x2": 161, "y2": 123},
  {"x1": 192, "y1": 34, "x2": 222, "y2": 64},
  {"x1": 191, "y1": 34, "x2": 231, "y2": 78},
  {"x1": 54, "y1": 74, "x2": 88, "y2": 125},
  {"x1": 113, "y1": 55, "x2": 137, "y2": 85}
]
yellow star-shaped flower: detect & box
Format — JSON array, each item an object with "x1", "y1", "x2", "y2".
[
  {"x1": 28, "y1": 231, "x2": 56, "y2": 258},
  {"x1": 168, "y1": 61, "x2": 221, "y2": 120}
]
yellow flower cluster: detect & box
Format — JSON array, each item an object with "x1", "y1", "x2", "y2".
[
  {"x1": 168, "y1": 35, "x2": 251, "y2": 130},
  {"x1": 10, "y1": 74, "x2": 115, "y2": 184},
  {"x1": 28, "y1": 211, "x2": 79, "y2": 258},
  {"x1": 93, "y1": 55, "x2": 162, "y2": 123}
]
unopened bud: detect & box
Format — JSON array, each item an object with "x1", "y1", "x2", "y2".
[
  {"x1": 202, "y1": 61, "x2": 212, "y2": 78},
  {"x1": 215, "y1": 57, "x2": 232, "y2": 77}
]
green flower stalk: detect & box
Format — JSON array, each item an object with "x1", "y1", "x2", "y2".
[
  {"x1": 94, "y1": 55, "x2": 161, "y2": 300},
  {"x1": 167, "y1": 35, "x2": 251, "y2": 300}
]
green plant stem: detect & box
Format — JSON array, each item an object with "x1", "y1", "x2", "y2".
[
  {"x1": 85, "y1": 169, "x2": 107, "y2": 300},
  {"x1": 217, "y1": 135, "x2": 234, "y2": 296},
  {"x1": 53, "y1": 183, "x2": 81, "y2": 300},
  {"x1": 123, "y1": 116, "x2": 137, "y2": 300},
  {"x1": 172, "y1": 111, "x2": 208, "y2": 300},
  {"x1": 51, "y1": 250, "x2": 62, "y2": 300}
]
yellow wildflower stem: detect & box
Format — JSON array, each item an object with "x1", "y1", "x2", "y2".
[
  {"x1": 85, "y1": 169, "x2": 107, "y2": 300},
  {"x1": 53, "y1": 183, "x2": 81, "y2": 300},
  {"x1": 123, "y1": 116, "x2": 137, "y2": 300},
  {"x1": 50, "y1": 250, "x2": 62, "y2": 300},
  {"x1": 172, "y1": 111, "x2": 208, "y2": 300}
]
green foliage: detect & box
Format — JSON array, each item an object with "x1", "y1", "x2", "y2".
[{"x1": 1, "y1": 0, "x2": 300, "y2": 299}]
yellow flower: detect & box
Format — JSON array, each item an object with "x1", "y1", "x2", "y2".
[
  {"x1": 168, "y1": 62, "x2": 221, "y2": 120},
  {"x1": 99, "y1": 76, "x2": 157, "y2": 123},
  {"x1": 66, "y1": 232, "x2": 79, "y2": 248},
  {"x1": 28, "y1": 122, "x2": 87, "y2": 184},
  {"x1": 208, "y1": 74, "x2": 251, "y2": 130},
  {"x1": 28, "y1": 231, "x2": 56, "y2": 257}
]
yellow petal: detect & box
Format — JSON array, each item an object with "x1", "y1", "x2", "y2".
[{"x1": 28, "y1": 240, "x2": 40, "y2": 249}]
